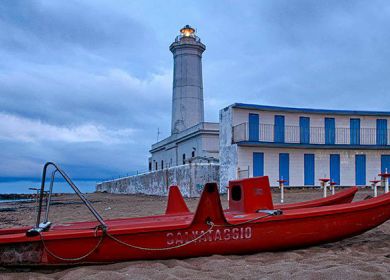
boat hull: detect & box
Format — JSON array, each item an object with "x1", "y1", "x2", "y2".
[
  {"x1": 0, "y1": 184, "x2": 389, "y2": 266},
  {"x1": 275, "y1": 186, "x2": 358, "y2": 210}
]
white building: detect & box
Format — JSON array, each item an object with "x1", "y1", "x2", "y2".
[
  {"x1": 149, "y1": 25, "x2": 219, "y2": 171},
  {"x1": 149, "y1": 122, "x2": 219, "y2": 170},
  {"x1": 220, "y1": 103, "x2": 390, "y2": 188}
]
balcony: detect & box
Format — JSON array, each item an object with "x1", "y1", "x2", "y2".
[{"x1": 232, "y1": 123, "x2": 390, "y2": 149}]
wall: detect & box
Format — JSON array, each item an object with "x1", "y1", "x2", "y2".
[
  {"x1": 219, "y1": 106, "x2": 238, "y2": 188},
  {"x1": 202, "y1": 134, "x2": 220, "y2": 158},
  {"x1": 150, "y1": 133, "x2": 220, "y2": 171},
  {"x1": 96, "y1": 163, "x2": 220, "y2": 197},
  {"x1": 237, "y1": 147, "x2": 390, "y2": 186},
  {"x1": 150, "y1": 122, "x2": 219, "y2": 171}
]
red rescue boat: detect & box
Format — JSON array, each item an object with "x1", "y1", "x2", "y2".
[
  {"x1": 226, "y1": 177, "x2": 358, "y2": 212},
  {"x1": 165, "y1": 177, "x2": 358, "y2": 215},
  {"x1": 0, "y1": 163, "x2": 388, "y2": 266}
]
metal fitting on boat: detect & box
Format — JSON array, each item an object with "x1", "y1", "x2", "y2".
[
  {"x1": 26, "y1": 222, "x2": 52, "y2": 237},
  {"x1": 256, "y1": 209, "x2": 283, "y2": 216}
]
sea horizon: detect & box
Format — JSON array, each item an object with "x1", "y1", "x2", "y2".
[{"x1": 0, "y1": 177, "x2": 103, "y2": 194}]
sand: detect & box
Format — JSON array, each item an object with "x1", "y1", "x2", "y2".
[{"x1": 0, "y1": 189, "x2": 389, "y2": 279}]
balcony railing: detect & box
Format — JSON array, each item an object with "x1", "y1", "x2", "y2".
[{"x1": 232, "y1": 123, "x2": 390, "y2": 146}]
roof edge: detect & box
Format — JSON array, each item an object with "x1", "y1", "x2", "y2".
[{"x1": 231, "y1": 103, "x2": 390, "y2": 117}]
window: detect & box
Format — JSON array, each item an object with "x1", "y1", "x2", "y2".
[
  {"x1": 381, "y1": 155, "x2": 390, "y2": 173},
  {"x1": 148, "y1": 162, "x2": 152, "y2": 171},
  {"x1": 355, "y1": 154, "x2": 366, "y2": 185},
  {"x1": 192, "y1": 150, "x2": 195, "y2": 157},
  {"x1": 231, "y1": 185, "x2": 242, "y2": 201},
  {"x1": 161, "y1": 160, "x2": 164, "y2": 170},
  {"x1": 279, "y1": 153, "x2": 289, "y2": 185},
  {"x1": 155, "y1": 161, "x2": 157, "y2": 170},
  {"x1": 253, "y1": 152, "x2": 264, "y2": 177},
  {"x1": 182, "y1": 153, "x2": 186, "y2": 164},
  {"x1": 325, "y1": 118, "x2": 335, "y2": 144},
  {"x1": 304, "y1": 154, "x2": 315, "y2": 185},
  {"x1": 376, "y1": 119, "x2": 388, "y2": 145},
  {"x1": 330, "y1": 154, "x2": 340, "y2": 185},
  {"x1": 300, "y1": 117, "x2": 310, "y2": 144},
  {"x1": 350, "y1": 118, "x2": 361, "y2": 145},
  {"x1": 274, "y1": 115, "x2": 285, "y2": 143},
  {"x1": 249, "y1": 113, "x2": 259, "y2": 141}
]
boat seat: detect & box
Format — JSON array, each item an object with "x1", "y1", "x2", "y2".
[{"x1": 227, "y1": 176, "x2": 274, "y2": 214}]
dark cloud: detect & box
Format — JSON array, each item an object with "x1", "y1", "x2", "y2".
[
  {"x1": 202, "y1": 0, "x2": 390, "y2": 112},
  {"x1": 0, "y1": 1, "x2": 151, "y2": 58},
  {"x1": 1, "y1": 0, "x2": 390, "y2": 179}
]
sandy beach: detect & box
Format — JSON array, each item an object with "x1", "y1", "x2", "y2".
[{"x1": 0, "y1": 188, "x2": 389, "y2": 279}]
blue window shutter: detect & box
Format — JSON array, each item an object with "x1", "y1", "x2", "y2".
[
  {"x1": 355, "y1": 155, "x2": 366, "y2": 186},
  {"x1": 376, "y1": 119, "x2": 388, "y2": 146},
  {"x1": 253, "y1": 152, "x2": 264, "y2": 177},
  {"x1": 248, "y1": 113, "x2": 259, "y2": 141},
  {"x1": 350, "y1": 119, "x2": 361, "y2": 145},
  {"x1": 279, "y1": 153, "x2": 289, "y2": 185},
  {"x1": 381, "y1": 155, "x2": 390, "y2": 173},
  {"x1": 274, "y1": 115, "x2": 285, "y2": 143},
  {"x1": 330, "y1": 154, "x2": 340, "y2": 185},
  {"x1": 300, "y1": 117, "x2": 310, "y2": 144},
  {"x1": 325, "y1": 118, "x2": 335, "y2": 145},
  {"x1": 304, "y1": 154, "x2": 315, "y2": 185}
]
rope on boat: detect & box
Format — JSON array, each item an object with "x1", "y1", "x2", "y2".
[
  {"x1": 213, "y1": 213, "x2": 274, "y2": 227},
  {"x1": 38, "y1": 213, "x2": 275, "y2": 259},
  {"x1": 104, "y1": 213, "x2": 274, "y2": 251},
  {"x1": 105, "y1": 221, "x2": 215, "y2": 251},
  {"x1": 39, "y1": 226, "x2": 105, "y2": 262},
  {"x1": 39, "y1": 221, "x2": 215, "y2": 261}
]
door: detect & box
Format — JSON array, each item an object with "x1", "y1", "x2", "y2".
[
  {"x1": 274, "y1": 115, "x2": 285, "y2": 143},
  {"x1": 376, "y1": 119, "x2": 388, "y2": 146},
  {"x1": 381, "y1": 155, "x2": 390, "y2": 173},
  {"x1": 249, "y1": 113, "x2": 259, "y2": 141},
  {"x1": 355, "y1": 155, "x2": 366, "y2": 186},
  {"x1": 325, "y1": 118, "x2": 335, "y2": 144},
  {"x1": 350, "y1": 118, "x2": 361, "y2": 145},
  {"x1": 300, "y1": 117, "x2": 310, "y2": 144},
  {"x1": 279, "y1": 153, "x2": 289, "y2": 185},
  {"x1": 253, "y1": 152, "x2": 264, "y2": 177},
  {"x1": 330, "y1": 154, "x2": 340, "y2": 184},
  {"x1": 304, "y1": 154, "x2": 315, "y2": 185}
]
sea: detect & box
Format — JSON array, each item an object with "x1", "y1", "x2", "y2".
[{"x1": 0, "y1": 179, "x2": 98, "y2": 198}]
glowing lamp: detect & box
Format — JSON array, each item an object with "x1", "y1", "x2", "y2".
[{"x1": 180, "y1": 25, "x2": 195, "y2": 37}]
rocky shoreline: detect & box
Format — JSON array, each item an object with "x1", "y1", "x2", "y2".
[
  {"x1": 0, "y1": 193, "x2": 65, "y2": 200},
  {"x1": 0, "y1": 194, "x2": 35, "y2": 200}
]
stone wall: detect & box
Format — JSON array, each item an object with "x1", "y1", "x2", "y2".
[
  {"x1": 219, "y1": 106, "x2": 238, "y2": 188},
  {"x1": 96, "y1": 163, "x2": 220, "y2": 197}
]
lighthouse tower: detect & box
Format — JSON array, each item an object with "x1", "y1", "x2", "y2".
[
  {"x1": 170, "y1": 25, "x2": 206, "y2": 134},
  {"x1": 149, "y1": 25, "x2": 218, "y2": 172}
]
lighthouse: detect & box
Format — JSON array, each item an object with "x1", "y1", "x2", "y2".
[
  {"x1": 148, "y1": 25, "x2": 219, "y2": 172},
  {"x1": 170, "y1": 25, "x2": 206, "y2": 134}
]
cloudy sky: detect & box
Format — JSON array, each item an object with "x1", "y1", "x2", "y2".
[{"x1": 1, "y1": 0, "x2": 390, "y2": 180}]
